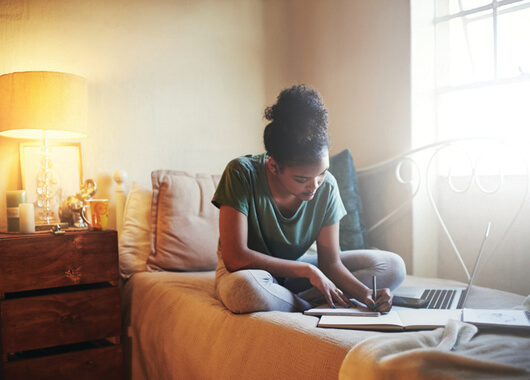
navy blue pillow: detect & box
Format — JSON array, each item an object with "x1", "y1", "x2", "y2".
[{"x1": 329, "y1": 149, "x2": 369, "y2": 250}]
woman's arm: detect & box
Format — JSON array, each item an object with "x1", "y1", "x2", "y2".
[
  {"x1": 219, "y1": 204, "x2": 351, "y2": 307},
  {"x1": 316, "y1": 222, "x2": 393, "y2": 312},
  {"x1": 219, "y1": 204, "x2": 307, "y2": 276}
]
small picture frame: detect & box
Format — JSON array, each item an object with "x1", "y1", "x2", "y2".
[{"x1": 20, "y1": 142, "x2": 83, "y2": 222}]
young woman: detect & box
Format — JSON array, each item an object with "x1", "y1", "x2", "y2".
[{"x1": 212, "y1": 85, "x2": 405, "y2": 314}]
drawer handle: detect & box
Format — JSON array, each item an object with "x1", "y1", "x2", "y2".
[{"x1": 65, "y1": 267, "x2": 82, "y2": 283}]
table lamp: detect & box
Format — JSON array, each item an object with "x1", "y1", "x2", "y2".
[{"x1": 0, "y1": 71, "x2": 88, "y2": 225}]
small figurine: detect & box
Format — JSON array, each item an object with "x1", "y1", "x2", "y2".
[{"x1": 59, "y1": 179, "x2": 97, "y2": 227}]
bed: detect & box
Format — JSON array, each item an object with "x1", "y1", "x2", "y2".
[{"x1": 115, "y1": 139, "x2": 530, "y2": 380}]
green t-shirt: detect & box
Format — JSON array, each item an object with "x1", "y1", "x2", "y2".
[{"x1": 212, "y1": 153, "x2": 347, "y2": 261}]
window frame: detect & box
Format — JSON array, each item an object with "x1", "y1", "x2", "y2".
[{"x1": 434, "y1": 0, "x2": 530, "y2": 95}]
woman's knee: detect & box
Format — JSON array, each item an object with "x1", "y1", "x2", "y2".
[
  {"x1": 215, "y1": 268, "x2": 310, "y2": 313},
  {"x1": 340, "y1": 249, "x2": 406, "y2": 290},
  {"x1": 381, "y1": 251, "x2": 406, "y2": 289},
  {"x1": 216, "y1": 269, "x2": 275, "y2": 313}
]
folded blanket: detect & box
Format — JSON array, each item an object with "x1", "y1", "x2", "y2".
[{"x1": 339, "y1": 300, "x2": 530, "y2": 380}]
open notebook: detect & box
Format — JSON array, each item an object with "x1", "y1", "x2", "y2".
[
  {"x1": 462, "y1": 309, "x2": 530, "y2": 331},
  {"x1": 317, "y1": 308, "x2": 530, "y2": 331},
  {"x1": 394, "y1": 222, "x2": 491, "y2": 310},
  {"x1": 318, "y1": 309, "x2": 462, "y2": 331}
]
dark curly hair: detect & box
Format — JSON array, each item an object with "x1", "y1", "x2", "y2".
[{"x1": 264, "y1": 84, "x2": 329, "y2": 166}]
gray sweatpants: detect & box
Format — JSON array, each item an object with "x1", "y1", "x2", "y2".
[{"x1": 214, "y1": 250, "x2": 406, "y2": 314}]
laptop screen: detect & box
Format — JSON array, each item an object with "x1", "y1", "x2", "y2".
[{"x1": 458, "y1": 222, "x2": 491, "y2": 308}]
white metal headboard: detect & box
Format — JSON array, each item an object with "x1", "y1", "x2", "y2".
[{"x1": 356, "y1": 138, "x2": 529, "y2": 280}]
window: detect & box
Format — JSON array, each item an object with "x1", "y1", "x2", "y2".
[
  {"x1": 410, "y1": 1, "x2": 529, "y2": 283},
  {"x1": 433, "y1": 0, "x2": 530, "y2": 141}
]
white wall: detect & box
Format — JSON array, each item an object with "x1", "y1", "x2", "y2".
[
  {"x1": 264, "y1": 0, "x2": 411, "y2": 168},
  {"x1": 263, "y1": 0, "x2": 413, "y2": 268},
  {"x1": 0, "y1": 0, "x2": 266, "y2": 228},
  {"x1": 1, "y1": 0, "x2": 412, "y2": 238},
  {"x1": 1, "y1": 0, "x2": 416, "y2": 279}
]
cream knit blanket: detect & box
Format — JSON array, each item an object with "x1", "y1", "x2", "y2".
[{"x1": 340, "y1": 297, "x2": 530, "y2": 380}]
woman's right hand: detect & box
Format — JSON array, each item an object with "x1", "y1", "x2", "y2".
[
  {"x1": 364, "y1": 288, "x2": 393, "y2": 313},
  {"x1": 306, "y1": 264, "x2": 354, "y2": 308}
]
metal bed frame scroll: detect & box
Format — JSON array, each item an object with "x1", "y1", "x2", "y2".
[{"x1": 356, "y1": 138, "x2": 529, "y2": 280}]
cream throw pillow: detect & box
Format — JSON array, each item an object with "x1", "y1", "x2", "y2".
[
  {"x1": 147, "y1": 170, "x2": 221, "y2": 272},
  {"x1": 119, "y1": 182, "x2": 153, "y2": 279}
]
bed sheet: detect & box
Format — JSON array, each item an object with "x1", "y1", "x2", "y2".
[
  {"x1": 121, "y1": 271, "x2": 379, "y2": 380},
  {"x1": 121, "y1": 272, "x2": 528, "y2": 380}
]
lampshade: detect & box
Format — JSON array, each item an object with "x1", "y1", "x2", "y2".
[
  {"x1": 0, "y1": 71, "x2": 88, "y2": 226},
  {"x1": 0, "y1": 71, "x2": 88, "y2": 139}
]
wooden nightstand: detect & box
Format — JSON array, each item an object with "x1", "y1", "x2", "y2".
[{"x1": 0, "y1": 230, "x2": 123, "y2": 379}]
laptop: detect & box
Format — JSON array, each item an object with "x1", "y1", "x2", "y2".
[{"x1": 394, "y1": 222, "x2": 491, "y2": 310}]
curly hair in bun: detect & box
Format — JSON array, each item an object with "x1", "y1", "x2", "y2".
[{"x1": 264, "y1": 84, "x2": 329, "y2": 166}]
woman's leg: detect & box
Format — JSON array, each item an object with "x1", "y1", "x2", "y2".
[
  {"x1": 286, "y1": 250, "x2": 406, "y2": 307},
  {"x1": 339, "y1": 249, "x2": 406, "y2": 290},
  {"x1": 215, "y1": 250, "x2": 406, "y2": 312},
  {"x1": 214, "y1": 256, "x2": 311, "y2": 314}
]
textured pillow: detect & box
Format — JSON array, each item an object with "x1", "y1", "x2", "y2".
[
  {"x1": 329, "y1": 149, "x2": 369, "y2": 250},
  {"x1": 119, "y1": 182, "x2": 153, "y2": 279},
  {"x1": 147, "y1": 170, "x2": 221, "y2": 272}
]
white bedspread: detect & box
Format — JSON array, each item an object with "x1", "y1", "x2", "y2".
[
  {"x1": 121, "y1": 271, "x2": 378, "y2": 380},
  {"x1": 122, "y1": 272, "x2": 528, "y2": 380},
  {"x1": 339, "y1": 297, "x2": 530, "y2": 380}
]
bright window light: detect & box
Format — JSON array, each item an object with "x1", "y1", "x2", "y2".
[{"x1": 434, "y1": 0, "x2": 530, "y2": 144}]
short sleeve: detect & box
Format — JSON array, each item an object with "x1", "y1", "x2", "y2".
[
  {"x1": 212, "y1": 159, "x2": 251, "y2": 216},
  {"x1": 322, "y1": 174, "x2": 347, "y2": 227}
]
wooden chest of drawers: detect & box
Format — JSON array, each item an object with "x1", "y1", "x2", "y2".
[{"x1": 0, "y1": 230, "x2": 123, "y2": 379}]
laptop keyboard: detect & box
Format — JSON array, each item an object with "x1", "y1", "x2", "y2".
[{"x1": 421, "y1": 289, "x2": 457, "y2": 309}]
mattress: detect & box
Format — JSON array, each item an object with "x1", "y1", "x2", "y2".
[{"x1": 121, "y1": 272, "x2": 528, "y2": 380}]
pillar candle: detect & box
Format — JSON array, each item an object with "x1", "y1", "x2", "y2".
[
  {"x1": 6, "y1": 190, "x2": 27, "y2": 232},
  {"x1": 19, "y1": 203, "x2": 35, "y2": 233}
]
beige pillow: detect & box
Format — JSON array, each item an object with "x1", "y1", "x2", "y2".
[
  {"x1": 119, "y1": 182, "x2": 153, "y2": 279},
  {"x1": 147, "y1": 170, "x2": 221, "y2": 272}
]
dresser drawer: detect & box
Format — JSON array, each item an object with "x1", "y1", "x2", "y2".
[
  {"x1": 3, "y1": 344, "x2": 123, "y2": 380},
  {"x1": 0, "y1": 230, "x2": 118, "y2": 293},
  {"x1": 1, "y1": 287, "x2": 121, "y2": 353}
]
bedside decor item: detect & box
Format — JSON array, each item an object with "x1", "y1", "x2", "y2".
[
  {"x1": 0, "y1": 71, "x2": 88, "y2": 226},
  {"x1": 81, "y1": 199, "x2": 109, "y2": 231},
  {"x1": 18, "y1": 203, "x2": 35, "y2": 233},
  {"x1": 59, "y1": 178, "x2": 97, "y2": 227},
  {"x1": 21, "y1": 142, "x2": 84, "y2": 223},
  {"x1": 5, "y1": 190, "x2": 26, "y2": 232}
]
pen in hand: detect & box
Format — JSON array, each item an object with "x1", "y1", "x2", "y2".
[{"x1": 372, "y1": 275, "x2": 377, "y2": 310}]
